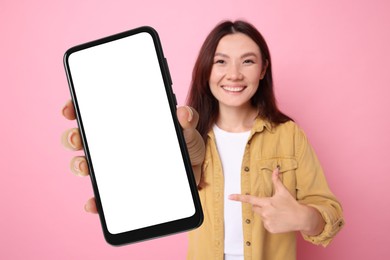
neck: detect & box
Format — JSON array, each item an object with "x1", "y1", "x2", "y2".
[{"x1": 216, "y1": 104, "x2": 258, "y2": 133}]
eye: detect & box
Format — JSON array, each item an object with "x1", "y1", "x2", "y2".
[
  {"x1": 243, "y1": 59, "x2": 255, "y2": 64},
  {"x1": 214, "y1": 59, "x2": 226, "y2": 64}
]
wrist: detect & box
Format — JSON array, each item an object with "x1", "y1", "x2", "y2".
[{"x1": 299, "y1": 204, "x2": 325, "y2": 236}]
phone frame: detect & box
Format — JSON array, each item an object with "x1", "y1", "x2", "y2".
[{"x1": 63, "y1": 26, "x2": 203, "y2": 246}]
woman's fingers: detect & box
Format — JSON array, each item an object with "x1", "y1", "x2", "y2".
[
  {"x1": 61, "y1": 128, "x2": 83, "y2": 150},
  {"x1": 84, "y1": 197, "x2": 98, "y2": 214},
  {"x1": 61, "y1": 100, "x2": 83, "y2": 150},
  {"x1": 62, "y1": 100, "x2": 96, "y2": 214},
  {"x1": 70, "y1": 156, "x2": 89, "y2": 176},
  {"x1": 62, "y1": 100, "x2": 76, "y2": 120}
]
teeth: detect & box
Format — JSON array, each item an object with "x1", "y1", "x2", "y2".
[{"x1": 222, "y1": 86, "x2": 245, "y2": 92}]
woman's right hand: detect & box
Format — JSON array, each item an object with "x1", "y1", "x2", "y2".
[{"x1": 61, "y1": 100, "x2": 205, "y2": 214}]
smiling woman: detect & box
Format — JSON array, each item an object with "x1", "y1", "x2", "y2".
[
  {"x1": 185, "y1": 20, "x2": 344, "y2": 260},
  {"x1": 187, "y1": 21, "x2": 292, "y2": 141},
  {"x1": 209, "y1": 33, "x2": 266, "y2": 131}
]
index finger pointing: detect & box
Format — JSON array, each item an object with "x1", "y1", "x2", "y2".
[
  {"x1": 229, "y1": 194, "x2": 268, "y2": 207},
  {"x1": 229, "y1": 194, "x2": 256, "y2": 204}
]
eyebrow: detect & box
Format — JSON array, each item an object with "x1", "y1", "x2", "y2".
[{"x1": 214, "y1": 52, "x2": 259, "y2": 59}]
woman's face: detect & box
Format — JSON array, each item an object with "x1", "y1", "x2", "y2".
[{"x1": 209, "y1": 33, "x2": 267, "y2": 111}]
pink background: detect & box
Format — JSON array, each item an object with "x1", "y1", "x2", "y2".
[{"x1": 1, "y1": 0, "x2": 389, "y2": 259}]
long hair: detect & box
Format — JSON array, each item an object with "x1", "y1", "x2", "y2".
[{"x1": 186, "y1": 20, "x2": 293, "y2": 140}]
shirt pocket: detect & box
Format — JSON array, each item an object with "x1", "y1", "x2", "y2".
[{"x1": 256, "y1": 157, "x2": 298, "y2": 197}]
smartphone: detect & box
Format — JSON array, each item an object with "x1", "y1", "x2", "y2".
[{"x1": 63, "y1": 26, "x2": 203, "y2": 246}]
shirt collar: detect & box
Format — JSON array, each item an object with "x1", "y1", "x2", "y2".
[
  {"x1": 207, "y1": 117, "x2": 273, "y2": 140},
  {"x1": 252, "y1": 117, "x2": 273, "y2": 133}
]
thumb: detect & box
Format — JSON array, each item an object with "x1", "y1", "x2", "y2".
[
  {"x1": 177, "y1": 106, "x2": 205, "y2": 166},
  {"x1": 177, "y1": 106, "x2": 199, "y2": 130},
  {"x1": 272, "y1": 166, "x2": 285, "y2": 194}
]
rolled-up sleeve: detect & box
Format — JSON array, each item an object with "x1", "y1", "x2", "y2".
[
  {"x1": 294, "y1": 126, "x2": 345, "y2": 246},
  {"x1": 303, "y1": 202, "x2": 345, "y2": 246}
]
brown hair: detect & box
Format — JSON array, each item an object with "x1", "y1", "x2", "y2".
[{"x1": 186, "y1": 20, "x2": 293, "y2": 140}]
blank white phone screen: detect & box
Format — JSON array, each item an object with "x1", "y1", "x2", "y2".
[{"x1": 68, "y1": 32, "x2": 195, "y2": 235}]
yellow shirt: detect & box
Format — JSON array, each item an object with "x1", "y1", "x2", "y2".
[{"x1": 187, "y1": 118, "x2": 344, "y2": 260}]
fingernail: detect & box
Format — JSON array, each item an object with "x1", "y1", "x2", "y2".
[
  {"x1": 75, "y1": 159, "x2": 88, "y2": 176},
  {"x1": 73, "y1": 158, "x2": 84, "y2": 176},
  {"x1": 185, "y1": 106, "x2": 193, "y2": 122},
  {"x1": 67, "y1": 131, "x2": 77, "y2": 149}
]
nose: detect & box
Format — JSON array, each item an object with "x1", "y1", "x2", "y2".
[{"x1": 226, "y1": 63, "x2": 243, "y2": 81}]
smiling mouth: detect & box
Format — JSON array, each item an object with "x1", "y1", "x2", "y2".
[{"x1": 222, "y1": 85, "x2": 246, "y2": 92}]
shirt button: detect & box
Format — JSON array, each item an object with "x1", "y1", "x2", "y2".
[
  {"x1": 246, "y1": 241, "x2": 251, "y2": 246},
  {"x1": 244, "y1": 167, "x2": 250, "y2": 172},
  {"x1": 245, "y1": 219, "x2": 251, "y2": 224}
]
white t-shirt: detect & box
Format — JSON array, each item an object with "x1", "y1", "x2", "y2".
[{"x1": 213, "y1": 124, "x2": 251, "y2": 260}]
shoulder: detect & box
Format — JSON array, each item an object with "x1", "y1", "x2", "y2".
[
  {"x1": 274, "y1": 120, "x2": 298, "y2": 130},
  {"x1": 271, "y1": 120, "x2": 304, "y2": 136},
  {"x1": 266, "y1": 120, "x2": 310, "y2": 151}
]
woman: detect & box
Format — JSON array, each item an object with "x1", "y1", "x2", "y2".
[
  {"x1": 185, "y1": 20, "x2": 344, "y2": 260},
  {"x1": 62, "y1": 20, "x2": 344, "y2": 260}
]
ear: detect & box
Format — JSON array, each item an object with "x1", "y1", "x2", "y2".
[{"x1": 260, "y1": 59, "x2": 269, "y2": 80}]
